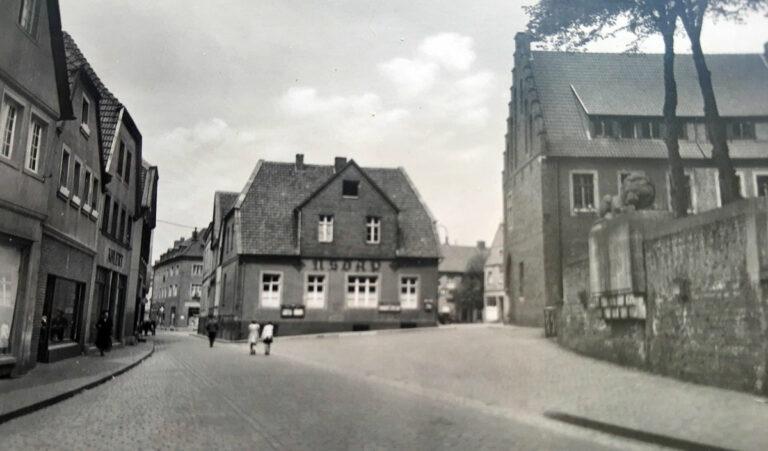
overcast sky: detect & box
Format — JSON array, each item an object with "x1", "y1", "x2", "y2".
[{"x1": 58, "y1": 1, "x2": 768, "y2": 263}]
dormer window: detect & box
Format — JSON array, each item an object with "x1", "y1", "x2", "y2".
[
  {"x1": 342, "y1": 180, "x2": 359, "y2": 198},
  {"x1": 80, "y1": 96, "x2": 91, "y2": 136},
  {"x1": 318, "y1": 215, "x2": 334, "y2": 243},
  {"x1": 366, "y1": 216, "x2": 381, "y2": 244},
  {"x1": 728, "y1": 121, "x2": 756, "y2": 140}
]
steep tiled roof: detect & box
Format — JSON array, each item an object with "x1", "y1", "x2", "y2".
[
  {"x1": 62, "y1": 31, "x2": 124, "y2": 164},
  {"x1": 154, "y1": 231, "x2": 205, "y2": 267},
  {"x1": 439, "y1": 244, "x2": 489, "y2": 274},
  {"x1": 530, "y1": 50, "x2": 768, "y2": 159},
  {"x1": 237, "y1": 161, "x2": 440, "y2": 258},
  {"x1": 218, "y1": 191, "x2": 239, "y2": 219},
  {"x1": 485, "y1": 223, "x2": 504, "y2": 267}
]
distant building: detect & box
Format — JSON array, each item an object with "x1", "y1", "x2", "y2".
[
  {"x1": 483, "y1": 224, "x2": 507, "y2": 323},
  {"x1": 202, "y1": 155, "x2": 441, "y2": 337},
  {"x1": 152, "y1": 230, "x2": 204, "y2": 328},
  {"x1": 437, "y1": 241, "x2": 488, "y2": 323},
  {"x1": 502, "y1": 33, "x2": 768, "y2": 326}
]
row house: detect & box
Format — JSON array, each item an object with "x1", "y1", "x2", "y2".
[
  {"x1": 200, "y1": 155, "x2": 441, "y2": 338},
  {"x1": 502, "y1": 33, "x2": 768, "y2": 326},
  {"x1": 483, "y1": 224, "x2": 507, "y2": 323},
  {"x1": 151, "y1": 229, "x2": 204, "y2": 328},
  {"x1": 436, "y1": 241, "x2": 488, "y2": 323},
  {"x1": 0, "y1": 0, "x2": 157, "y2": 375}
]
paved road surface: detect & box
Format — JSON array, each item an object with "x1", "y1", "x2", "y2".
[{"x1": 0, "y1": 329, "x2": 642, "y2": 450}]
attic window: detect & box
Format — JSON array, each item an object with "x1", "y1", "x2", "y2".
[{"x1": 342, "y1": 180, "x2": 359, "y2": 198}]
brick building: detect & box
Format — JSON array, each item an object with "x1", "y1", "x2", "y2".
[
  {"x1": 502, "y1": 33, "x2": 768, "y2": 326},
  {"x1": 483, "y1": 224, "x2": 507, "y2": 323},
  {"x1": 437, "y1": 242, "x2": 488, "y2": 323},
  {"x1": 202, "y1": 155, "x2": 440, "y2": 337},
  {"x1": 152, "y1": 230, "x2": 204, "y2": 328}
]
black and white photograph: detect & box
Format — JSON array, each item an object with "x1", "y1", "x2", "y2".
[{"x1": 1, "y1": 0, "x2": 768, "y2": 449}]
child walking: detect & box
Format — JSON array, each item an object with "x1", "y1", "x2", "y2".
[{"x1": 247, "y1": 320, "x2": 260, "y2": 355}]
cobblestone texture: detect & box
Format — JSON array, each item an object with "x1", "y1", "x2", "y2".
[{"x1": 0, "y1": 331, "x2": 624, "y2": 450}]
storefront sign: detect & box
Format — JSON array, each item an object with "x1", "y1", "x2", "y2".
[
  {"x1": 107, "y1": 248, "x2": 124, "y2": 269},
  {"x1": 281, "y1": 305, "x2": 305, "y2": 318},
  {"x1": 378, "y1": 304, "x2": 401, "y2": 313},
  {"x1": 311, "y1": 259, "x2": 382, "y2": 272}
]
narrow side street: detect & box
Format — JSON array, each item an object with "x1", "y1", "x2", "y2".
[{"x1": 1, "y1": 326, "x2": 766, "y2": 450}]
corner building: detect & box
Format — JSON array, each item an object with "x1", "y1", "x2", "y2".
[{"x1": 206, "y1": 155, "x2": 441, "y2": 337}]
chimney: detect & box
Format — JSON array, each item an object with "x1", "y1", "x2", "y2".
[
  {"x1": 295, "y1": 153, "x2": 305, "y2": 170},
  {"x1": 334, "y1": 157, "x2": 347, "y2": 173},
  {"x1": 192, "y1": 228, "x2": 198, "y2": 241},
  {"x1": 477, "y1": 240, "x2": 486, "y2": 250}
]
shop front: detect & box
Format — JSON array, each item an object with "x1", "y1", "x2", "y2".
[{"x1": 90, "y1": 242, "x2": 130, "y2": 345}]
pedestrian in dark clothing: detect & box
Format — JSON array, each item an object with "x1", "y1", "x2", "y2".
[
  {"x1": 95, "y1": 311, "x2": 112, "y2": 356},
  {"x1": 205, "y1": 316, "x2": 219, "y2": 348}
]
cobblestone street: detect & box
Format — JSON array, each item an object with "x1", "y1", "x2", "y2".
[{"x1": 1, "y1": 326, "x2": 766, "y2": 450}]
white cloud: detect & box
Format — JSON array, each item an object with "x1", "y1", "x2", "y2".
[
  {"x1": 279, "y1": 87, "x2": 382, "y2": 116},
  {"x1": 418, "y1": 33, "x2": 476, "y2": 71},
  {"x1": 378, "y1": 58, "x2": 439, "y2": 97}
]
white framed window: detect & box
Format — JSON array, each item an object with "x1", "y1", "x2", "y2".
[
  {"x1": 755, "y1": 172, "x2": 768, "y2": 197},
  {"x1": 366, "y1": 216, "x2": 381, "y2": 244},
  {"x1": 25, "y1": 116, "x2": 46, "y2": 173},
  {"x1": 58, "y1": 147, "x2": 71, "y2": 196},
  {"x1": 83, "y1": 170, "x2": 92, "y2": 212},
  {"x1": 261, "y1": 272, "x2": 282, "y2": 308},
  {"x1": 318, "y1": 215, "x2": 334, "y2": 243},
  {"x1": 304, "y1": 273, "x2": 327, "y2": 309},
  {"x1": 346, "y1": 275, "x2": 378, "y2": 308},
  {"x1": 570, "y1": 171, "x2": 598, "y2": 213},
  {"x1": 72, "y1": 159, "x2": 82, "y2": 205},
  {"x1": 80, "y1": 95, "x2": 90, "y2": 136},
  {"x1": 399, "y1": 276, "x2": 419, "y2": 310},
  {"x1": 190, "y1": 284, "x2": 202, "y2": 298},
  {"x1": 667, "y1": 170, "x2": 696, "y2": 214},
  {"x1": 18, "y1": 0, "x2": 39, "y2": 35},
  {"x1": 1, "y1": 95, "x2": 21, "y2": 159},
  {"x1": 192, "y1": 264, "x2": 203, "y2": 276}
]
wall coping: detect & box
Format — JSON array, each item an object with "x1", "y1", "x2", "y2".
[{"x1": 645, "y1": 197, "x2": 767, "y2": 241}]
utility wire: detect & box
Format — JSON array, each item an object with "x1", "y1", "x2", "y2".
[{"x1": 156, "y1": 219, "x2": 198, "y2": 229}]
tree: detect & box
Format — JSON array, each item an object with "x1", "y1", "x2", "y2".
[
  {"x1": 675, "y1": 0, "x2": 767, "y2": 205},
  {"x1": 452, "y1": 254, "x2": 486, "y2": 322},
  {"x1": 526, "y1": 0, "x2": 690, "y2": 217}
]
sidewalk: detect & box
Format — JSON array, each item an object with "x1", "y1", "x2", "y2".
[{"x1": 0, "y1": 340, "x2": 154, "y2": 424}]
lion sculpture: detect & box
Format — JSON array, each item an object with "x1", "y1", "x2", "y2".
[{"x1": 599, "y1": 173, "x2": 655, "y2": 218}]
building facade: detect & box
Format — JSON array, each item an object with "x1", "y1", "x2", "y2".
[
  {"x1": 0, "y1": 0, "x2": 73, "y2": 374},
  {"x1": 437, "y1": 242, "x2": 488, "y2": 323},
  {"x1": 202, "y1": 155, "x2": 441, "y2": 337},
  {"x1": 502, "y1": 33, "x2": 768, "y2": 326},
  {"x1": 152, "y1": 230, "x2": 204, "y2": 328},
  {"x1": 483, "y1": 224, "x2": 507, "y2": 323}
]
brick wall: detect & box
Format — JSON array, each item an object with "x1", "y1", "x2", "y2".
[{"x1": 559, "y1": 199, "x2": 768, "y2": 394}]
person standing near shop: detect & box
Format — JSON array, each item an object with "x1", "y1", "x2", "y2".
[
  {"x1": 205, "y1": 315, "x2": 219, "y2": 348},
  {"x1": 247, "y1": 320, "x2": 260, "y2": 355},
  {"x1": 261, "y1": 321, "x2": 275, "y2": 356},
  {"x1": 95, "y1": 311, "x2": 112, "y2": 357}
]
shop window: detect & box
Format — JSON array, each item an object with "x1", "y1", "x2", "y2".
[
  {"x1": 399, "y1": 276, "x2": 419, "y2": 310},
  {"x1": 305, "y1": 274, "x2": 326, "y2": 309},
  {"x1": 261, "y1": 273, "x2": 282, "y2": 308},
  {"x1": 318, "y1": 215, "x2": 334, "y2": 243},
  {"x1": 346, "y1": 275, "x2": 378, "y2": 308},
  {"x1": 366, "y1": 216, "x2": 381, "y2": 244},
  {"x1": 0, "y1": 243, "x2": 22, "y2": 354},
  {"x1": 25, "y1": 117, "x2": 46, "y2": 173},
  {"x1": 45, "y1": 276, "x2": 84, "y2": 345},
  {"x1": 342, "y1": 180, "x2": 359, "y2": 197}
]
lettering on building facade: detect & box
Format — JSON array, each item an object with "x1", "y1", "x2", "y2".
[
  {"x1": 107, "y1": 248, "x2": 124, "y2": 268},
  {"x1": 311, "y1": 259, "x2": 382, "y2": 272}
]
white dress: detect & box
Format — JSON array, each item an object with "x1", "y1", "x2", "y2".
[{"x1": 247, "y1": 323, "x2": 260, "y2": 344}]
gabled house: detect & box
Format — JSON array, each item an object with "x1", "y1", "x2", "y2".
[
  {"x1": 205, "y1": 154, "x2": 441, "y2": 337},
  {"x1": 0, "y1": 0, "x2": 73, "y2": 375},
  {"x1": 437, "y1": 241, "x2": 488, "y2": 323},
  {"x1": 152, "y1": 229, "x2": 204, "y2": 328},
  {"x1": 503, "y1": 33, "x2": 768, "y2": 326},
  {"x1": 483, "y1": 224, "x2": 506, "y2": 323}
]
